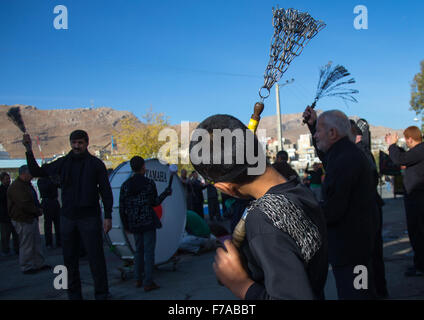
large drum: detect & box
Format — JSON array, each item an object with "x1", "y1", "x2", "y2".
[{"x1": 104, "y1": 159, "x2": 186, "y2": 264}]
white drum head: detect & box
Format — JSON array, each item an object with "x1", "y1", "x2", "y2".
[{"x1": 104, "y1": 159, "x2": 186, "y2": 264}]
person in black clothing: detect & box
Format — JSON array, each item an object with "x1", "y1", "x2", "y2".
[
  {"x1": 206, "y1": 184, "x2": 221, "y2": 221},
  {"x1": 0, "y1": 172, "x2": 19, "y2": 256},
  {"x1": 189, "y1": 115, "x2": 328, "y2": 300},
  {"x1": 351, "y1": 120, "x2": 388, "y2": 298},
  {"x1": 23, "y1": 130, "x2": 113, "y2": 300},
  {"x1": 180, "y1": 169, "x2": 193, "y2": 211},
  {"x1": 386, "y1": 126, "x2": 424, "y2": 277},
  {"x1": 220, "y1": 192, "x2": 233, "y2": 219},
  {"x1": 119, "y1": 156, "x2": 171, "y2": 291},
  {"x1": 189, "y1": 171, "x2": 206, "y2": 219},
  {"x1": 303, "y1": 107, "x2": 377, "y2": 300},
  {"x1": 302, "y1": 173, "x2": 312, "y2": 189},
  {"x1": 37, "y1": 176, "x2": 61, "y2": 249},
  {"x1": 304, "y1": 163, "x2": 324, "y2": 201}
]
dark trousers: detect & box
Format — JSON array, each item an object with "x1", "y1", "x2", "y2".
[
  {"x1": 332, "y1": 262, "x2": 376, "y2": 300},
  {"x1": 134, "y1": 230, "x2": 156, "y2": 285},
  {"x1": 43, "y1": 201, "x2": 61, "y2": 247},
  {"x1": 371, "y1": 205, "x2": 388, "y2": 295},
  {"x1": 404, "y1": 192, "x2": 424, "y2": 270},
  {"x1": 208, "y1": 198, "x2": 220, "y2": 220},
  {"x1": 0, "y1": 222, "x2": 19, "y2": 254},
  {"x1": 61, "y1": 215, "x2": 109, "y2": 300}
]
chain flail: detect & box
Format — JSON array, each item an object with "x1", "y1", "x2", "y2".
[{"x1": 260, "y1": 8, "x2": 326, "y2": 100}]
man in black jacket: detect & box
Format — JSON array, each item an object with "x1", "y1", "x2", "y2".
[
  {"x1": 0, "y1": 172, "x2": 19, "y2": 256},
  {"x1": 351, "y1": 120, "x2": 388, "y2": 297},
  {"x1": 189, "y1": 115, "x2": 328, "y2": 300},
  {"x1": 23, "y1": 130, "x2": 113, "y2": 300},
  {"x1": 190, "y1": 171, "x2": 206, "y2": 219},
  {"x1": 180, "y1": 169, "x2": 193, "y2": 211},
  {"x1": 37, "y1": 176, "x2": 61, "y2": 249},
  {"x1": 206, "y1": 184, "x2": 221, "y2": 221},
  {"x1": 386, "y1": 126, "x2": 424, "y2": 277},
  {"x1": 304, "y1": 163, "x2": 324, "y2": 201},
  {"x1": 119, "y1": 156, "x2": 171, "y2": 291},
  {"x1": 303, "y1": 107, "x2": 376, "y2": 300}
]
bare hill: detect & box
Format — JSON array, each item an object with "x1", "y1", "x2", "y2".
[
  {"x1": 1, "y1": 104, "x2": 403, "y2": 159},
  {"x1": 0, "y1": 104, "x2": 137, "y2": 158}
]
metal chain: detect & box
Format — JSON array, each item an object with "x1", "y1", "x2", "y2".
[{"x1": 259, "y1": 8, "x2": 326, "y2": 100}]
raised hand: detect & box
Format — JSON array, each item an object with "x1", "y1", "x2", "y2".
[
  {"x1": 385, "y1": 133, "x2": 399, "y2": 146},
  {"x1": 22, "y1": 133, "x2": 33, "y2": 151},
  {"x1": 303, "y1": 106, "x2": 317, "y2": 126}
]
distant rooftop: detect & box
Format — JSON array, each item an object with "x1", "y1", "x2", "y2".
[
  {"x1": 0, "y1": 159, "x2": 43, "y2": 169},
  {"x1": 0, "y1": 144, "x2": 11, "y2": 160}
]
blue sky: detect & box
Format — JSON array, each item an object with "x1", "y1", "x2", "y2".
[{"x1": 0, "y1": 0, "x2": 423, "y2": 130}]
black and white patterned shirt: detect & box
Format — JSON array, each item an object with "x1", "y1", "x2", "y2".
[{"x1": 242, "y1": 178, "x2": 328, "y2": 300}]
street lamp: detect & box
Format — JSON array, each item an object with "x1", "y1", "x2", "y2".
[{"x1": 276, "y1": 78, "x2": 295, "y2": 152}]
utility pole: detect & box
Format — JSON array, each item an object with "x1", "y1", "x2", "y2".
[{"x1": 276, "y1": 79, "x2": 295, "y2": 152}]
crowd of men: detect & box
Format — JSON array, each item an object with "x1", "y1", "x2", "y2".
[
  {"x1": 189, "y1": 106, "x2": 424, "y2": 300},
  {"x1": 0, "y1": 106, "x2": 423, "y2": 300}
]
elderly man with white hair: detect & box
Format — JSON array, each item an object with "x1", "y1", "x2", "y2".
[{"x1": 303, "y1": 107, "x2": 377, "y2": 300}]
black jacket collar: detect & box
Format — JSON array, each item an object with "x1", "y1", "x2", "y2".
[{"x1": 326, "y1": 136, "x2": 352, "y2": 155}]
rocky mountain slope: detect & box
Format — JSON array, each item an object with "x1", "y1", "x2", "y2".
[
  {"x1": 0, "y1": 104, "x2": 136, "y2": 158},
  {"x1": 1, "y1": 104, "x2": 403, "y2": 159}
]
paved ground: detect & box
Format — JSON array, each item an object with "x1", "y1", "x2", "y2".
[{"x1": 0, "y1": 187, "x2": 423, "y2": 300}]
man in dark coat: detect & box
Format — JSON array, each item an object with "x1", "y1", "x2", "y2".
[
  {"x1": 189, "y1": 171, "x2": 206, "y2": 219},
  {"x1": 37, "y1": 176, "x2": 61, "y2": 248},
  {"x1": 386, "y1": 126, "x2": 424, "y2": 277},
  {"x1": 351, "y1": 120, "x2": 388, "y2": 298},
  {"x1": 304, "y1": 163, "x2": 324, "y2": 201},
  {"x1": 0, "y1": 172, "x2": 19, "y2": 256},
  {"x1": 303, "y1": 107, "x2": 377, "y2": 300},
  {"x1": 220, "y1": 192, "x2": 233, "y2": 219},
  {"x1": 23, "y1": 130, "x2": 113, "y2": 300},
  {"x1": 180, "y1": 169, "x2": 193, "y2": 211},
  {"x1": 206, "y1": 184, "x2": 221, "y2": 221}
]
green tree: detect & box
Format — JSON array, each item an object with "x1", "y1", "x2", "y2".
[
  {"x1": 110, "y1": 109, "x2": 170, "y2": 167},
  {"x1": 110, "y1": 109, "x2": 195, "y2": 173},
  {"x1": 410, "y1": 60, "x2": 424, "y2": 132}
]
